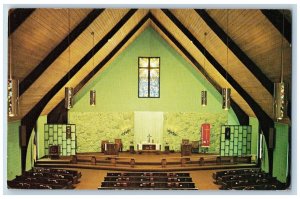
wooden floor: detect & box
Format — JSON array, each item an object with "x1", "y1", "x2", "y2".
[{"x1": 69, "y1": 168, "x2": 221, "y2": 190}]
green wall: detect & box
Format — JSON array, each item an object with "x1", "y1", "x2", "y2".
[
  {"x1": 37, "y1": 115, "x2": 47, "y2": 158},
  {"x1": 273, "y1": 122, "x2": 289, "y2": 183},
  {"x1": 69, "y1": 27, "x2": 240, "y2": 152},
  {"x1": 261, "y1": 134, "x2": 269, "y2": 173},
  {"x1": 7, "y1": 120, "x2": 22, "y2": 180},
  {"x1": 7, "y1": 121, "x2": 36, "y2": 179},
  {"x1": 249, "y1": 117, "x2": 259, "y2": 161},
  {"x1": 70, "y1": 112, "x2": 134, "y2": 152},
  {"x1": 26, "y1": 130, "x2": 36, "y2": 171},
  {"x1": 163, "y1": 112, "x2": 227, "y2": 152}
]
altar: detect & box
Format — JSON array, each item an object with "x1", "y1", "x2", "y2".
[{"x1": 137, "y1": 142, "x2": 161, "y2": 151}]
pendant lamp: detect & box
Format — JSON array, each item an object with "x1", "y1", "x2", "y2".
[
  {"x1": 8, "y1": 22, "x2": 19, "y2": 117},
  {"x1": 222, "y1": 88, "x2": 231, "y2": 110},
  {"x1": 222, "y1": 10, "x2": 231, "y2": 110},
  {"x1": 201, "y1": 32, "x2": 208, "y2": 106},
  {"x1": 64, "y1": 9, "x2": 74, "y2": 109},
  {"x1": 90, "y1": 32, "x2": 96, "y2": 106},
  {"x1": 90, "y1": 90, "x2": 96, "y2": 106},
  {"x1": 65, "y1": 87, "x2": 74, "y2": 109},
  {"x1": 273, "y1": 11, "x2": 287, "y2": 120}
]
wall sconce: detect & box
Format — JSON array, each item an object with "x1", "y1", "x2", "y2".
[
  {"x1": 65, "y1": 87, "x2": 74, "y2": 109},
  {"x1": 222, "y1": 88, "x2": 231, "y2": 110},
  {"x1": 201, "y1": 90, "x2": 207, "y2": 106},
  {"x1": 90, "y1": 90, "x2": 96, "y2": 106},
  {"x1": 8, "y1": 79, "x2": 19, "y2": 117}
]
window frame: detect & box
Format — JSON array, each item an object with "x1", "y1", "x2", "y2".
[{"x1": 138, "y1": 56, "x2": 160, "y2": 98}]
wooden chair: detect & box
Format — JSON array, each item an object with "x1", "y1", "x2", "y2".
[
  {"x1": 105, "y1": 143, "x2": 119, "y2": 155},
  {"x1": 49, "y1": 145, "x2": 60, "y2": 159},
  {"x1": 101, "y1": 140, "x2": 109, "y2": 153},
  {"x1": 191, "y1": 141, "x2": 199, "y2": 153},
  {"x1": 115, "y1": 139, "x2": 123, "y2": 152},
  {"x1": 182, "y1": 139, "x2": 189, "y2": 145}
]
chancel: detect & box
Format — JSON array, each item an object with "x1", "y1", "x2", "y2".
[{"x1": 5, "y1": 7, "x2": 293, "y2": 192}]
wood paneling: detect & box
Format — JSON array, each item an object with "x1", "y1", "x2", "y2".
[
  {"x1": 150, "y1": 9, "x2": 255, "y2": 117},
  {"x1": 169, "y1": 9, "x2": 274, "y2": 118},
  {"x1": 207, "y1": 9, "x2": 291, "y2": 85},
  {"x1": 18, "y1": 9, "x2": 130, "y2": 118},
  {"x1": 41, "y1": 10, "x2": 149, "y2": 115},
  {"x1": 8, "y1": 8, "x2": 292, "y2": 121},
  {"x1": 10, "y1": 9, "x2": 92, "y2": 81}
]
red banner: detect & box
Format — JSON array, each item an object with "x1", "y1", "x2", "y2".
[{"x1": 201, "y1": 123, "x2": 210, "y2": 147}]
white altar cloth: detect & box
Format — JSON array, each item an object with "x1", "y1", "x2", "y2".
[{"x1": 137, "y1": 143, "x2": 161, "y2": 151}]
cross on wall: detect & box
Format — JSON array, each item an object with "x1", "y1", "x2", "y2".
[{"x1": 147, "y1": 134, "x2": 152, "y2": 143}]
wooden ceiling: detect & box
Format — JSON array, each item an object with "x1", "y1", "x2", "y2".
[{"x1": 8, "y1": 8, "x2": 292, "y2": 124}]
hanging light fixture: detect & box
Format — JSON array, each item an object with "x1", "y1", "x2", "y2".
[
  {"x1": 273, "y1": 11, "x2": 287, "y2": 120},
  {"x1": 90, "y1": 31, "x2": 96, "y2": 106},
  {"x1": 65, "y1": 8, "x2": 74, "y2": 109},
  {"x1": 201, "y1": 32, "x2": 208, "y2": 106},
  {"x1": 222, "y1": 9, "x2": 231, "y2": 110},
  {"x1": 90, "y1": 90, "x2": 96, "y2": 106},
  {"x1": 65, "y1": 87, "x2": 74, "y2": 109},
  {"x1": 222, "y1": 88, "x2": 231, "y2": 110},
  {"x1": 8, "y1": 21, "x2": 19, "y2": 117}
]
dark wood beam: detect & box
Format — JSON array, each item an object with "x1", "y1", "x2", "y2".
[
  {"x1": 20, "y1": 9, "x2": 138, "y2": 171},
  {"x1": 47, "y1": 100, "x2": 68, "y2": 124},
  {"x1": 194, "y1": 9, "x2": 274, "y2": 95},
  {"x1": 74, "y1": 13, "x2": 149, "y2": 96},
  {"x1": 9, "y1": 8, "x2": 35, "y2": 36},
  {"x1": 261, "y1": 9, "x2": 291, "y2": 44},
  {"x1": 19, "y1": 9, "x2": 105, "y2": 96},
  {"x1": 149, "y1": 13, "x2": 248, "y2": 125},
  {"x1": 161, "y1": 9, "x2": 274, "y2": 173}
]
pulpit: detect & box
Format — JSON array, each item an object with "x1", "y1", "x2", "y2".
[
  {"x1": 129, "y1": 145, "x2": 135, "y2": 154},
  {"x1": 164, "y1": 145, "x2": 170, "y2": 154},
  {"x1": 49, "y1": 145, "x2": 60, "y2": 159},
  {"x1": 105, "y1": 143, "x2": 119, "y2": 155},
  {"x1": 181, "y1": 144, "x2": 192, "y2": 156}
]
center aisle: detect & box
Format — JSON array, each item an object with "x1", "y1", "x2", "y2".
[{"x1": 71, "y1": 168, "x2": 220, "y2": 190}]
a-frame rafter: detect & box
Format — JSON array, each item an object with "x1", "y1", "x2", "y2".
[
  {"x1": 19, "y1": 9, "x2": 105, "y2": 95},
  {"x1": 194, "y1": 9, "x2": 274, "y2": 95},
  {"x1": 20, "y1": 9, "x2": 138, "y2": 171},
  {"x1": 9, "y1": 8, "x2": 35, "y2": 36},
  {"x1": 261, "y1": 9, "x2": 291, "y2": 44},
  {"x1": 149, "y1": 13, "x2": 249, "y2": 125},
  {"x1": 161, "y1": 9, "x2": 275, "y2": 174}
]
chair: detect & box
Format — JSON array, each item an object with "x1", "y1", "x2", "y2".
[
  {"x1": 49, "y1": 145, "x2": 60, "y2": 159},
  {"x1": 101, "y1": 140, "x2": 109, "y2": 153},
  {"x1": 115, "y1": 139, "x2": 123, "y2": 152},
  {"x1": 182, "y1": 139, "x2": 189, "y2": 145},
  {"x1": 191, "y1": 141, "x2": 199, "y2": 153}
]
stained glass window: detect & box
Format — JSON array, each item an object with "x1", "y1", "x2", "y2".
[{"x1": 138, "y1": 57, "x2": 160, "y2": 98}]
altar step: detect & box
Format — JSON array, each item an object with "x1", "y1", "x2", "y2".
[{"x1": 34, "y1": 162, "x2": 257, "y2": 172}]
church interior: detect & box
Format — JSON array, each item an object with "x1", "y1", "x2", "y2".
[{"x1": 6, "y1": 8, "x2": 293, "y2": 192}]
